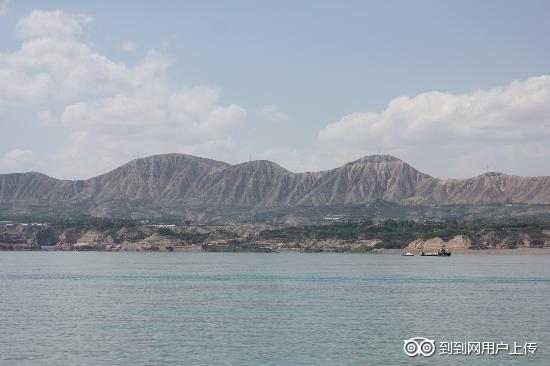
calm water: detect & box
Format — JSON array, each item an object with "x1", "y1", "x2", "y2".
[{"x1": 0, "y1": 253, "x2": 549, "y2": 365}]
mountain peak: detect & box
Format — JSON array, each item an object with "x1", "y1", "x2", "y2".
[
  {"x1": 1, "y1": 153, "x2": 550, "y2": 221},
  {"x1": 349, "y1": 155, "x2": 403, "y2": 165},
  {"x1": 132, "y1": 153, "x2": 229, "y2": 168},
  {"x1": 233, "y1": 160, "x2": 290, "y2": 174},
  {"x1": 480, "y1": 171, "x2": 505, "y2": 177}
]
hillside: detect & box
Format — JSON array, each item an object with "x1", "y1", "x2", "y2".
[
  {"x1": 1, "y1": 154, "x2": 550, "y2": 222},
  {"x1": 2, "y1": 219, "x2": 549, "y2": 252}
]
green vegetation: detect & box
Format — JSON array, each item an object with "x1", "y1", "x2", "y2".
[
  {"x1": 156, "y1": 227, "x2": 208, "y2": 244},
  {"x1": 2, "y1": 214, "x2": 549, "y2": 250},
  {"x1": 0, "y1": 214, "x2": 190, "y2": 226},
  {"x1": 259, "y1": 218, "x2": 550, "y2": 249}
]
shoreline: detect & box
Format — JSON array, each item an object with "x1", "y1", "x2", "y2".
[
  {"x1": 3, "y1": 247, "x2": 550, "y2": 255},
  {"x1": 377, "y1": 248, "x2": 550, "y2": 255}
]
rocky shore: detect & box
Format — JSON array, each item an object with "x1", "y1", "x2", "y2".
[{"x1": 1, "y1": 221, "x2": 550, "y2": 253}]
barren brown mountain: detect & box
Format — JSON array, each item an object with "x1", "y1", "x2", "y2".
[{"x1": 1, "y1": 154, "x2": 549, "y2": 222}]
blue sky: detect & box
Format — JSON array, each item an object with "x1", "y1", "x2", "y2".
[{"x1": 1, "y1": 0, "x2": 549, "y2": 179}]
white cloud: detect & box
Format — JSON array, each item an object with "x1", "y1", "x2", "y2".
[
  {"x1": 121, "y1": 42, "x2": 137, "y2": 53},
  {"x1": 0, "y1": 35, "x2": 170, "y2": 103},
  {"x1": 0, "y1": 148, "x2": 36, "y2": 172},
  {"x1": 0, "y1": 0, "x2": 8, "y2": 16},
  {"x1": 1, "y1": 10, "x2": 171, "y2": 104},
  {"x1": 258, "y1": 104, "x2": 289, "y2": 123},
  {"x1": 0, "y1": 10, "x2": 248, "y2": 178},
  {"x1": 16, "y1": 10, "x2": 92, "y2": 40},
  {"x1": 1, "y1": 10, "x2": 549, "y2": 180},
  {"x1": 318, "y1": 76, "x2": 550, "y2": 177},
  {"x1": 320, "y1": 76, "x2": 550, "y2": 146},
  {"x1": 56, "y1": 87, "x2": 246, "y2": 177}
]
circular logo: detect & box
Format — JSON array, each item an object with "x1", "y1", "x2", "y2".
[{"x1": 403, "y1": 337, "x2": 436, "y2": 357}]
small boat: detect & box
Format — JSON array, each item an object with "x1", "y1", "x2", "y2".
[
  {"x1": 402, "y1": 252, "x2": 414, "y2": 256},
  {"x1": 437, "y1": 248, "x2": 451, "y2": 257},
  {"x1": 421, "y1": 248, "x2": 451, "y2": 257},
  {"x1": 420, "y1": 252, "x2": 438, "y2": 256}
]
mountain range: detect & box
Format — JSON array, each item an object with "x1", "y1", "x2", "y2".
[{"x1": 1, "y1": 154, "x2": 549, "y2": 223}]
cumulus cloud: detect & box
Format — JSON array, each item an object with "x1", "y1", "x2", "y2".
[
  {"x1": 0, "y1": 22, "x2": 170, "y2": 103},
  {"x1": 0, "y1": 10, "x2": 247, "y2": 178},
  {"x1": 318, "y1": 76, "x2": 550, "y2": 177},
  {"x1": 1, "y1": 9, "x2": 549, "y2": 180},
  {"x1": 258, "y1": 104, "x2": 289, "y2": 123},
  {"x1": 0, "y1": 149, "x2": 36, "y2": 172},
  {"x1": 16, "y1": 9, "x2": 93, "y2": 40},
  {"x1": 56, "y1": 87, "x2": 246, "y2": 177}
]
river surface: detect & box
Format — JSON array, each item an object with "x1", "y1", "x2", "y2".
[{"x1": 0, "y1": 252, "x2": 549, "y2": 365}]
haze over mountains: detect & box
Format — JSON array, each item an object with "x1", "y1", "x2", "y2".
[{"x1": 1, "y1": 154, "x2": 549, "y2": 223}]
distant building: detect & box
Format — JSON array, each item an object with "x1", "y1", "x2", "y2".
[{"x1": 323, "y1": 215, "x2": 346, "y2": 222}]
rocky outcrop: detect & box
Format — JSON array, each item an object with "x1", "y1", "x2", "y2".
[
  {"x1": 1, "y1": 221, "x2": 550, "y2": 252},
  {"x1": 73, "y1": 230, "x2": 114, "y2": 250},
  {"x1": 406, "y1": 235, "x2": 472, "y2": 251},
  {"x1": 120, "y1": 233, "x2": 176, "y2": 251}
]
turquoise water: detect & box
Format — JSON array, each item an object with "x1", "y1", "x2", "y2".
[{"x1": 0, "y1": 253, "x2": 549, "y2": 365}]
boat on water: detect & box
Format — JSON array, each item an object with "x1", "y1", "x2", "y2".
[
  {"x1": 421, "y1": 248, "x2": 451, "y2": 257},
  {"x1": 402, "y1": 252, "x2": 414, "y2": 256},
  {"x1": 438, "y1": 248, "x2": 451, "y2": 257},
  {"x1": 420, "y1": 252, "x2": 438, "y2": 256}
]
